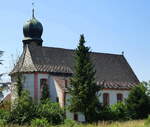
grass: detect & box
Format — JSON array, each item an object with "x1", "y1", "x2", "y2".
[
  {"x1": 96, "y1": 120, "x2": 145, "y2": 127},
  {"x1": 0, "y1": 120, "x2": 147, "y2": 127},
  {"x1": 59, "y1": 120, "x2": 146, "y2": 127}
]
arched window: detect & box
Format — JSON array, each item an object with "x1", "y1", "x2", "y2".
[
  {"x1": 40, "y1": 78, "x2": 48, "y2": 98},
  {"x1": 117, "y1": 93, "x2": 123, "y2": 102},
  {"x1": 65, "y1": 79, "x2": 67, "y2": 88},
  {"x1": 74, "y1": 113, "x2": 78, "y2": 121},
  {"x1": 103, "y1": 93, "x2": 109, "y2": 105},
  {"x1": 56, "y1": 97, "x2": 59, "y2": 102}
]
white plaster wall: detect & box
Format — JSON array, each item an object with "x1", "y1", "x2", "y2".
[
  {"x1": 23, "y1": 74, "x2": 34, "y2": 98},
  {"x1": 99, "y1": 89, "x2": 130, "y2": 105},
  {"x1": 65, "y1": 90, "x2": 130, "y2": 122},
  {"x1": 54, "y1": 80, "x2": 64, "y2": 107},
  {"x1": 37, "y1": 74, "x2": 63, "y2": 106},
  {"x1": 10, "y1": 82, "x2": 18, "y2": 106},
  {"x1": 49, "y1": 76, "x2": 57, "y2": 102}
]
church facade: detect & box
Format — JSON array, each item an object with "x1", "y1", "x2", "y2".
[{"x1": 10, "y1": 12, "x2": 139, "y2": 122}]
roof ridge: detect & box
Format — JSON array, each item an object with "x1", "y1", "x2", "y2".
[{"x1": 37, "y1": 46, "x2": 122, "y2": 56}]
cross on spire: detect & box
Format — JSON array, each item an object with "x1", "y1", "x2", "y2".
[{"x1": 32, "y1": 2, "x2": 35, "y2": 18}]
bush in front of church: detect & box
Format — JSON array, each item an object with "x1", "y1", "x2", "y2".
[
  {"x1": 8, "y1": 90, "x2": 64, "y2": 125},
  {"x1": 110, "y1": 102, "x2": 129, "y2": 120},
  {"x1": 8, "y1": 90, "x2": 36, "y2": 125},
  {"x1": 36, "y1": 99, "x2": 64, "y2": 125},
  {"x1": 31, "y1": 118, "x2": 49, "y2": 127},
  {"x1": 0, "y1": 109, "x2": 10, "y2": 123},
  {"x1": 98, "y1": 102, "x2": 129, "y2": 121},
  {"x1": 126, "y1": 82, "x2": 150, "y2": 119}
]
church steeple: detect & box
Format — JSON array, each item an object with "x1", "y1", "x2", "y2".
[
  {"x1": 22, "y1": 5, "x2": 43, "y2": 47},
  {"x1": 32, "y1": 2, "x2": 35, "y2": 18}
]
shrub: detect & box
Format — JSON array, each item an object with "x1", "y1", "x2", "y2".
[
  {"x1": 36, "y1": 99, "x2": 64, "y2": 125},
  {"x1": 0, "y1": 119, "x2": 7, "y2": 127},
  {"x1": 145, "y1": 115, "x2": 150, "y2": 126},
  {"x1": 8, "y1": 90, "x2": 64, "y2": 125},
  {"x1": 98, "y1": 102, "x2": 129, "y2": 121},
  {"x1": 111, "y1": 102, "x2": 129, "y2": 120},
  {"x1": 126, "y1": 83, "x2": 150, "y2": 119},
  {"x1": 98, "y1": 105, "x2": 114, "y2": 120},
  {"x1": 31, "y1": 118, "x2": 49, "y2": 127},
  {"x1": 9, "y1": 90, "x2": 36, "y2": 125},
  {"x1": 64, "y1": 119, "x2": 77, "y2": 126},
  {"x1": 0, "y1": 109, "x2": 10, "y2": 122}
]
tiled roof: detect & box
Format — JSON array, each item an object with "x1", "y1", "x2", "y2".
[
  {"x1": 10, "y1": 45, "x2": 139, "y2": 89},
  {"x1": 97, "y1": 81, "x2": 137, "y2": 90},
  {"x1": 53, "y1": 77, "x2": 137, "y2": 91}
]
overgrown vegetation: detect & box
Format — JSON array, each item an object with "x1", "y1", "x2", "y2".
[
  {"x1": 8, "y1": 90, "x2": 64, "y2": 125},
  {"x1": 126, "y1": 82, "x2": 150, "y2": 119},
  {"x1": 9, "y1": 90, "x2": 36, "y2": 125},
  {"x1": 36, "y1": 99, "x2": 64, "y2": 125},
  {"x1": 16, "y1": 72, "x2": 23, "y2": 97}
]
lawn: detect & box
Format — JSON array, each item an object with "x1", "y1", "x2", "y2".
[{"x1": 1, "y1": 120, "x2": 147, "y2": 127}]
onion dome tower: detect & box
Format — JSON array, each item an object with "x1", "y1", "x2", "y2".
[{"x1": 22, "y1": 8, "x2": 43, "y2": 46}]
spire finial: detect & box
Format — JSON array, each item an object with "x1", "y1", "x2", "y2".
[{"x1": 32, "y1": 2, "x2": 35, "y2": 18}]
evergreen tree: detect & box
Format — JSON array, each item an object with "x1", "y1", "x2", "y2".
[
  {"x1": 68, "y1": 34, "x2": 101, "y2": 122},
  {"x1": 126, "y1": 82, "x2": 150, "y2": 119}
]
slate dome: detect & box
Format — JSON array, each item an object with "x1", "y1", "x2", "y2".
[{"x1": 22, "y1": 12, "x2": 43, "y2": 46}]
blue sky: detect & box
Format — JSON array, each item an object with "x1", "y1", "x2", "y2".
[{"x1": 0, "y1": 0, "x2": 149, "y2": 82}]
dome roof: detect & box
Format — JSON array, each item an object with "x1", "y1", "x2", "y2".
[{"x1": 22, "y1": 14, "x2": 43, "y2": 46}]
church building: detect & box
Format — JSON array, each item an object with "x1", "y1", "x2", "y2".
[{"x1": 10, "y1": 11, "x2": 139, "y2": 122}]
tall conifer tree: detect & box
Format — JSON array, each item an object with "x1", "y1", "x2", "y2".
[{"x1": 68, "y1": 34, "x2": 101, "y2": 122}]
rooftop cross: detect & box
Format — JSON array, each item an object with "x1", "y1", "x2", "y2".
[{"x1": 32, "y1": 2, "x2": 35, "y2": 18}]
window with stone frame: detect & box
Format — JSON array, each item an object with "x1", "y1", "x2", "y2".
[
  {"x1": 74, "y1": 113, "x2": 78, "y2": 121},
  {"x1": 56, "y1": 96, "x2": 59, "y2": 102},
  {"x1": 117, "y1": 93, "x2": 123, "y2": 102},
  {"x1": 40, "y1": 78, "x2": 48, "y2": 98},
  {"x1": 64, "y1": 79, "x2": 67, "y2": 88},
  {"x1": 103, "y1": 93, "x2": 109, "y2": 105}
]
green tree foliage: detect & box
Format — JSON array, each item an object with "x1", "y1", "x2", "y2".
[
  {"x1": 36, "y1": 99, "x2": 64, "y2": 125},
  {"x1": 111, "y1": 102, "x2": 129, "y2": 120},
  {"x1": 31, "y1": 118, "x2": 49, "y2": 127},
  {"x1": 98, "y1": 102, "x2": 129, "y2": 121},
  {"x1": 9, "y1": 90, "x2": 64, "y2": 125},
  {"x1": 9, "y1": 90, "x2": 36, "y2": 125},
  {"x1": 68, "y1": 34, "x2": 101, "y2": 122},
  {"x1": 15, "y1": 73, "x2": 23, "y2": 97},
  {"x1": 126, "y1": 82, "x2": 150, "y2": 119},
  {"x1": 0, "y1": 109, "x2": 10, "y2": 122}
]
